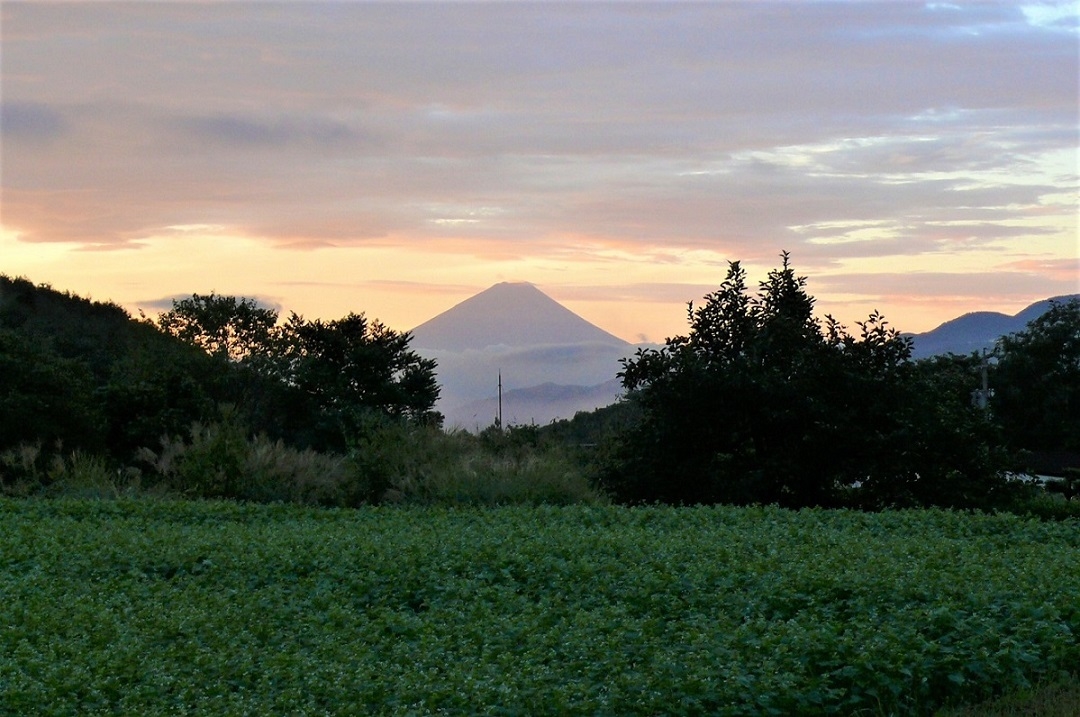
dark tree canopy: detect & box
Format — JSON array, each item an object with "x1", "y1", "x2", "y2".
[
  {"x1": 157, "y1": 294, "x2": 441, "y2": 450},
  {"x1": 992, "y1": 298, "x2": 1080, "y2": 456},
  {"x1": 278, "y1": 312, "x2": 441, "y2": 449},
  {"x1": 157, "y1": 293, "x2": 279, "y2": 363},
  {"x1": 605, "y1": 254, "x2": 1007, "y2": 509},
  {"x1": 0, "y1": 277, "x2": 441, "y2": 472},
  {"x1": 0, "y1": 327, "x2": 103, "y2": 453},
  {"x1": 0, "y1": 275, "x2": 220, "y2": 458}
]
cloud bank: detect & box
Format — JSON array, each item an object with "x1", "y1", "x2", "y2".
[{"x1": 1, "y1": 2, "x2": 1076, "y2": 337}]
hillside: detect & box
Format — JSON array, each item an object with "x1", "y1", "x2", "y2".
[
  {"x1": 908, "y1": 295, "x2": 1078, "y2": 358},
  {"x1": 0, "y1": 275, "x2": 225, "y2": 456}
]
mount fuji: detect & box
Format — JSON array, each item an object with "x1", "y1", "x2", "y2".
[
  {"x1": 409, "y1": 283, "x2": 634, "y2": 429},
  {"x1": 411, "y1": 282, "x2": 628, "y2": 352}
]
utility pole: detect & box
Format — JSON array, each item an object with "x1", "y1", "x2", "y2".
[
  {"x1": 497, "y1": 370, "x2": 503, "y2": 430},
  {"x1": 973, "y1": 349, "x2": 994, "y2": 411}
]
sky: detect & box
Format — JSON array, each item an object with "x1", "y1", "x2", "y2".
[{"x1": 2, "y1": 1, "x2": 1078, "y2": 344}]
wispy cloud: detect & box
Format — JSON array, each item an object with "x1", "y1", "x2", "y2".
[
  {"x1": 0, "y1": 101, "x2": 67, "y2": 142},
  {"x1": 169, "y1": 112, "x2": 360, "y2": 149}
]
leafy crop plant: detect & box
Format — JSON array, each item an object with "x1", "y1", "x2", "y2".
[{"x1": 1, "y1": 500, "x2": 1077, "y2": 715}]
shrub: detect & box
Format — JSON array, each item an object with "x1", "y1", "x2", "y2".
[
  {"x1": 0, "y1": 443, "x2": 48, "y2": 496},
  {"x1": 351, "y1": 419, "x2": 605, "y2": 506},
  {"x1": 131, "y1": 414, "x2": 603, "y2": 508},
  {"x1": 136, "y1": 418, "x2": 369, "y2": 507}
]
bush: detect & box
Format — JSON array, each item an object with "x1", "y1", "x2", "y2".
[
  {"x1": 351, "y1": 419, "x2": 605, "y2": 506},
  {"x1": 135, "y1": 418, "x2": 367, "y2": 507},
  {"x1": 0, "y1": 445, "x2": 143, "y2": 499},
  {"x1": 130, "y1": 414, "x2": 604, "y2": 508}
]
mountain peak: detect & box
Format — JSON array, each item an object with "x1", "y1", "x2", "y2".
[
  {"x1": 909, "y1": 294, "x2": 1079, "y2": 359},
  {"x1": 410, "y1": 283, "x2": 628, "y2": 351}
]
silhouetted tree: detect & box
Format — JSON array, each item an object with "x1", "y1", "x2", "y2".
[
  {"x1": 0, "y1": 276, "x2": 221, "y2": 462},
  {"x1": 605, "y1": 253, "x2": 1008, "y2": 509},
  {"x1": 156, "y1": 294, "x2": 442, "y2": 450},
  {"x1": 156, "y1": 293, "x2": 279, "y2": 364},
  {"x1": 0, "y1": 328, "x2": 103, "y2": 455},
  {"x1": 993, "y1": 298, "x2": 1080, "y2": 458},
  {"x1": 278, "y1": 313, "x2": 441, "y2": 450}
]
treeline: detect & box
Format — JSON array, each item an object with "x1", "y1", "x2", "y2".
[
  {"x1": 2, "y1": 260, "x2": 1077, "y2": 514},
  {"x1": 583, "y1": 254, "x2": 1079, "y2": 511},
  {"x1": 0, "y1": 277, "x2": 587, "y2": 505},
  {"x1": 0, "y1": 277, "x2": 438, "y2": 454}
]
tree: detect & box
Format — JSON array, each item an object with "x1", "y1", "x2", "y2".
[
  {"x1": 97, "y1": 338, "x2": 220, "y2": 459},
  {"x1": 613, "y1": 254, "x2": 843, "y2": 505},
  {"x1": 0, "y1": 276, "x2": 221, "y2": 463},
  {"x1": 156, "y1": 293, "x2": 279, "y2": 363},
  {"x1": 992, "y1": 298, "x2": 1080, "y2": 456},
  {"x1": 279, "y1": 312, "x2": 441, "y2": 450},
  {"x1": 0, "y1": 328, "x2": 103, "y2": 456},
  {"x1": 156, "y1": 295, "x2": 443, "y2": 450},
  {"x1": 604, "y1": 254, "x2": 1007, "y2": 509}
]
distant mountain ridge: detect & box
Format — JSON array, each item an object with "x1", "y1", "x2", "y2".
[
  {"x1": 908, "y1": 295, "x2": 1078, "y2": 359},
  {"x1": 448, "y1": 379, "x2": 625, "y2": 430}
]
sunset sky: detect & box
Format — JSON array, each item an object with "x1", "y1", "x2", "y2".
[{"x1": 2, "y1": 1, "x2": 1077, "y2": 344}]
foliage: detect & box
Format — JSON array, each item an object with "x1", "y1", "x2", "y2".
[
  {"x1": 120, "y1": 414, "x2": 602, "y2": 508},
  {"x1": 0, "y1": 275, "x2": 146, "y2": 382},
  {"x1": 606, "y1": 254, "x2": 1008, "y2": 508},
  {"x1": 0, "y1": 276, "x2": 221, "y2": 463},
  {"x1": 278, "y1": 312, "x2": 442, "y2": 449},
  {"x1": 938, "y1": 677, "x2": 1080, "y2": 717},
  {"x1": 842, "y1": 353, "x2": 1013, "y2": 510},
  {"x1": 0, "y1": 276, "x2": 442, "y2": 470},
  {"x1": 0, "y1": 328, "x2": 104, "y2": 455},
  {"x1": 1, "y1": 500, "x2": 1077, "y2": 715},
  {"x1": 157, "y1": 294, "x2": 442, "y2": 451},
  {"x1": 992, "y1": 298, "x2": 1080, "y2": 455},
  {"x1": 540, "y1": 400, "x2": 644, "y2": 448},
  {"x1": 381, "y1": 424, "x2": 604, "y2": 506},
  {"x1": 155, "y1": 293, "x2": 279, "y2": 363},
  {"x1": 133, "y1": 416, "x2": 368, "y2": 506}
]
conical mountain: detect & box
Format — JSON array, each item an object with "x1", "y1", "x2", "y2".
[{"x1": 410, "y1": 282, "x2": 629, "y2": 351}]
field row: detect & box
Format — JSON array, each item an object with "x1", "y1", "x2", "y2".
[{"x1": 1, "y1": 499, "x2": 1077, "y2": 715}]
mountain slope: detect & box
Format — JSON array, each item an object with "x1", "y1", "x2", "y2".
[
  {"x1": 409, "y1": 283, "x2": 633, "y2": 428},
  {"x1": 413, "y1": 283, "x2": 1077, "y2": 427},
  {"x1": 909, "y1": 294, "x2": 1078, "y2": 358},
  {"x1": 444, "y1": 379, "x2": 625, "y2": 429},
  {"x1": 410, "y1": 282, "x2": 628, "y2": 351}
]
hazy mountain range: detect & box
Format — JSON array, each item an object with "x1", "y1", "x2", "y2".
[
  {"x1": 412, "y1": 283, "x2": 1077, "y2": 429},
  {"x1": 906, "y1": 296, "x2": 1078, "y2": 359}
]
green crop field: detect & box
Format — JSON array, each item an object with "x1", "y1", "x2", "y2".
[{"x1": 1, "y1": 498, "x2": 1077, "y2": 715}]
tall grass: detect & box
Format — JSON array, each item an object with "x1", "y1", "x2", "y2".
[
  {"x1": 348, "y1": 421, "x2": 606, "y2": 506},
  {"x1": 3, "y1": 417, "x2": 605, "y2": 507},
  {"x1": 383, "y1": 427, "x2": 604, "y2": 506},
  {"x1": 0, "y1": 444, "x2": 140, "y2": 499},
  {"x1": 134, "y1": 422, "x2": 362, "y2": 506},
  {"x1": 937, "y1": 677, "x2": 1080, "y2": 716}
]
